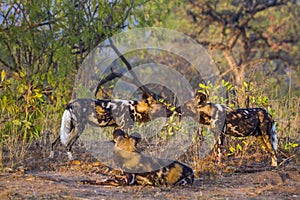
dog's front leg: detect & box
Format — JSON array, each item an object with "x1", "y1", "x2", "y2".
[{"x1": 216, "y1": 133, "x2": 224, "y2": 164}]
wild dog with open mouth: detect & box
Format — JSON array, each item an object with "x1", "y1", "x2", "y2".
[
  {"x1": 177, "y1": 92, "x2": 278, "y2": 167},
  {"x1": 112, "y1": 129, "x2": 194, "y2": 186},
  {"x1": 50, "y1": 94, "x2": 174, "y2": 160}
]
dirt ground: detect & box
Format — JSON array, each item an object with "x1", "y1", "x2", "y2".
[{"x1": 1, "y1": 141, "x2": 300, "y2": 200}]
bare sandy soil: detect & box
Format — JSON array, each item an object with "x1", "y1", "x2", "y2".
[{"x1": 1, "y1": 141, "x2": 300, "y2": 200}]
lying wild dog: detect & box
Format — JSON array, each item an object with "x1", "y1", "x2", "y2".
[
  {"x1": 112, "y1": 129, "x2": 194, "y2": 186},
  {"x1": 50, "y1": 94, "x2": 174, "y2": 160},
  {"x1": 177, "y1": 92, "x2": 278, "y2": 166}
]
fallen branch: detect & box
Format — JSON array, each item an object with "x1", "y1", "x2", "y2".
[{"x1": 278, "y1": 154, "x2": 296, "y2": 168}]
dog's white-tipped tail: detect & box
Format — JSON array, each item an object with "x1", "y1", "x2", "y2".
[
  {"x1": 271, "y1": 122, "x2": 277, "y2": 151},
  {"x1": 60, "y1": 109, "x2": 73, "y2": 146},
  {"x1": 271, "y1": 121, "x2": 278, "y2": 167}
]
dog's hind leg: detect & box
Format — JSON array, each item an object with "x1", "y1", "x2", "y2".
[
  {"x1": 261, "y1": 123, "x2": 277, "y2": 167},
  {"x1": 256, "y1": 124, "x2": 278, "y2": 166},
  {"x1": 49, "y1": 134, "x2": 60, "y2": 158},
  {"x1": 65, "y1": 124, "x2": 85, "y2": 161},
  {"x1": 65, "y1": 133, "x2": 79, "y2": 161},
  {"x1": 255, "y1": 110, "x2": 278, "y2": 166}
]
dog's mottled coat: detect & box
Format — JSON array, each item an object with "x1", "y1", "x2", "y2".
[
  {"x1": 178, "y1": 92, "x2": 278, "y2": 166},
  {"x1": 50, "y1": 95, "x2": 173, "y2": 160},
  {"x1": 113, "y1": 129, "x2": 194, "y2": 186}
]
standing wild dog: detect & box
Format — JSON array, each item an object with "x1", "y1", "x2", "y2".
[
  {"x1": 112, "y1": 129, "x2": 194, "y2": 186},
  {"x1": 50, "y1": 94, "x2": 174, "y2": 160},
  {"x1": 177, "y1": 92, "x2": 278, "y2": 166}
]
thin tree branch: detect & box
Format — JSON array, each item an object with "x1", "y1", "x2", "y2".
[
  {"x1": 107, "y1": 37, "x2": 161, "y2": 100},
  {"x1": 247, "y1": 54, "x2": 286, "y2": 67},
  {"x1": 0, "y1": 57, "x2": 12, "y2": 70},
  {"x1": 245, "y1": 0, "x2": 286, "y2": 15},
  {"x1": 95, "y1": 67, "x2": 136, "y2": 96}
]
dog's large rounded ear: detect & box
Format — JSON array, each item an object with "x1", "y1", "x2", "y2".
[
  {"x1": 142, "y1": 93, "x2": 154, "y2": 104},
  {"x1": 113, "y1": 129, "x2": 126, "y2": 141},
  {"x1": 142, "y1": 92, "x2": 150, "y2": 100},
  {"x1": 130, "y1": 132, "x2": 142, "y2": 146},
  {"x1": 195, "y1": 91, "x2": 207, "y2": 105},
  {"x1": 175, "y1": 106, "x2": 182, "y2": 114}
]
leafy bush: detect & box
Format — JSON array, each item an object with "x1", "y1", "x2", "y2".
[{"x1": 0, "y1": 69, "x2": 70, "y2": 167}]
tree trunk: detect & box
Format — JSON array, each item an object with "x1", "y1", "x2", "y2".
[
  {"x1": 224, "y1": 50, "x2": 248, "y2": 107},
  {"x1": 0, "y1": 143, "x2": 3, "y2": 168}
]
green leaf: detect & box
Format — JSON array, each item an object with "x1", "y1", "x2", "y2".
[
  {"x1": 227, "y1": 85, "x2": 233, "y2": 90},
  {"x1": 13, "y1": 119, "x2": 22, "y2": 126},
  {"x1": 34, "y1": 93, "x2": 43, "y2": 99},
  {"x1": 1, "y1": 70, "x2": 5, "y2": 82},
  {"x1": 243, "y1": 81, "x2": 248, "y2": 88},
  {"x1": 2, "y1": 95, "x2": 7, "y2": 105},
  {"x1": 19, "y1": 69, "x2": 26, "y2": 78},
  {"x1": 236, "y1": 144, "x2": 242, "y2": 151},
  {"x1": 24, "y1": 121, "x2": 32, "y2": 129},
  {"x1": 173, "y1": 125, "x2": 179, "y2": 131},
  {"x1": 229, "y1": 146, "x2": 235, "y2": 153},
  {"x1": 199, "y1": 83, "x2": 207, "y2": 89}
]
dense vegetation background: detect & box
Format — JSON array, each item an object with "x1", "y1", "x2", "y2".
[{"x1": 0, "y1": 0, "x2": 299, "y2": 168}]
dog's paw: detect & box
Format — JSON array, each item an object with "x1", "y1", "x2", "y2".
[{"x1": 49, "y1": 151, "x2": 54, "y2": 159}]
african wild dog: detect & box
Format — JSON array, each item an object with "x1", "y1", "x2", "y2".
[
  {"x1": 177, "y1": 92, "x2": 278, "y2": 166},
  {"x1": 50, "y1": 94, "x2": 174, "y2": 160},
  {"x1": 112, "y1": 129, "x2": 194, "y2": 186}
]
